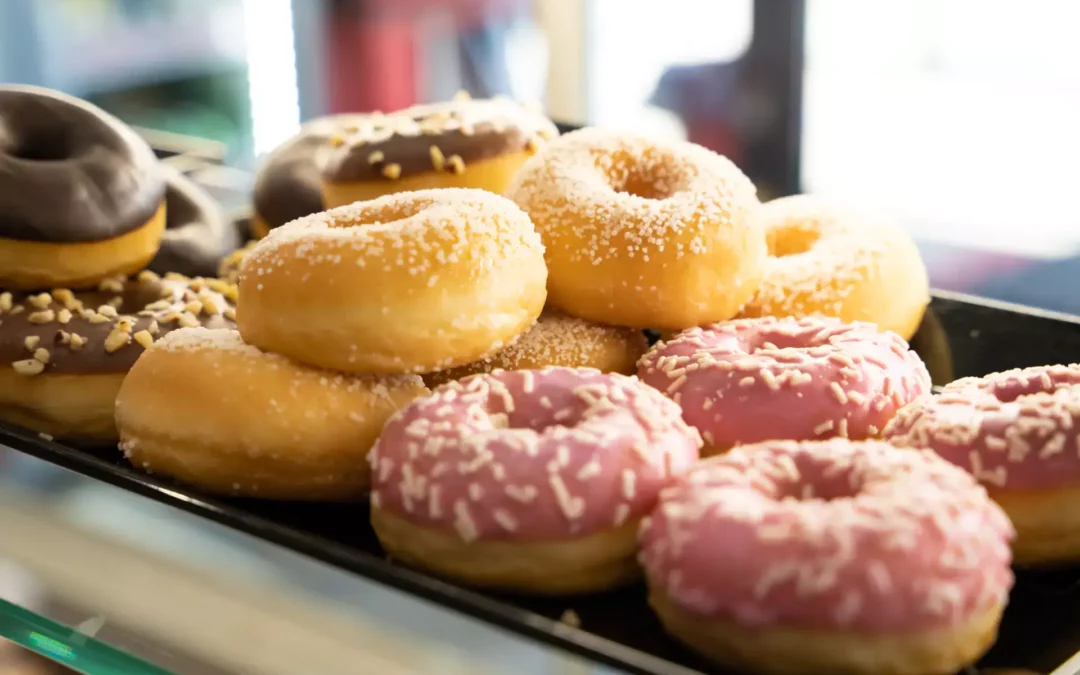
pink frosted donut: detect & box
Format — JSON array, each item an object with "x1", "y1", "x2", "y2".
[
  {"x1": 885, "y1": 363, "x2": 1080, "y2": 566},
  {"x1": 369, "y1": 366, "x2": 701, "y2": 594},
  {"x1": 639, "y1": 438, "x2": 1013, "y2": 675},
  {"x1": 637, "y1": 316, "x2": 931, "y2": 456}
]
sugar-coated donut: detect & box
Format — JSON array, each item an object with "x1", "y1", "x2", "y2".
[
  {"x1": 739, "y1": 195, "x2": 930, "y2": 341},
  {"x1": 149, "y1": 166, "x2": 240, "y2": 278},
  {"x1": 237, "y1": 188, "x2": 547, "y2": 374},
  {"x1": 639, "y1": 438, "x2": 1013, "y2": 675},
  {"x1": 637, "y1": 316, "x2": 931, "y2": 456},
  {"x1": 116, "y1": 328, "x2": 429, "y2": 500},
  {"x1": 0, "y1": 271, "x2": 235, "y2": 442},
  {"x1": 508, "y1": 127, "x2": 765, "y2": 330},
  {"x1": 370, "y1": 367, "x2": 701, "y2": 594},
  {"x1": 0, "y1": 85, "x2": 166, "y2": 290},
  {"x1": 251, "y1": 114, "x2": 368, "y2": 238},
  {"x1": 885, "y1": 364, "x2": 1080, "y2": 566},
  {"x1": 318, "y1": 94, "x2": 557, "y2": 209},
  {"x1": 424, "y1": 311, "x2": 648, "y2": 387}
]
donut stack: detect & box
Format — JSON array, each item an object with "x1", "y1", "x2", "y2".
[{"x1": 0, "y1": 85, "x2": 239, "y2": 443}]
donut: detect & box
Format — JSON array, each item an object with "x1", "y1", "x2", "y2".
[
  {"x1": 237, "y1": 188, "x2": 547, "y2": 374},
  {"x1": 424, "y1": 311, "x2": 648, "y2": 387},
  {"x1": 739, "y1": 195, "x2": 930, "y2": 341},
  {"x1": 0, "y1": 85, "x2": 166, "y2": 290},
  {"x1": 148, "y1": 166, "x2": 240, "y2": 278},
  {"x1": 116, "y1": 327, "x2": 428, "y2": 499},
  {"x1": 251, "y1": 114, "x2": 368, "y2": 238},
  {"x1": 639, "y1": 438, "x2": 1013, "y2": 675},
  {"x1": 318, "y1": 94, "x2": 557, "y2": 209},
  {"x1": 884, "y1": 364, "x2": 1080, "y2": 566},
  {"x1": 637, "y1": 316, "x2": 932, "y2": 456},
  {"x1": 370, "y1": 367, "x2": 701, "y2": 594},
  {"x1": 507, "y1": 127, "x2": 765, "y2": 330},
  {"x1": 0, "y1": 271, "x2": 236, "y2": 442}
]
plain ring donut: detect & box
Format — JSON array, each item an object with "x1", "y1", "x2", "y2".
[
  {"x1": 115, "y1": 328, "x2": 430, "y2": 500},
  {"x1": 508, "y1": 127, "x2": 766, "y2": 330},
  {"x1": 639, "y1": 439, "x2": 1013, "y2": 675},
  {"x1": 237, "y1": 188, "x2": 547, "y2": 375},
  {"x1": 0, "y1": 85, "x2": 166, "y2": 290}
]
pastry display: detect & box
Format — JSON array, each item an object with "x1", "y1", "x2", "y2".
[
  {"x1": 738, "y1": 195, "x2": 931, "y2": 341},
  {"x1": 149, "y1": 165, "x2": 240, "y2": 278},
  {"x1": 424, "y1": 310, "x2": 648, "y2": 387},
  {"x1": 639, "y1": 439, "x2": 1013, "y2": 675},
  {"x1": 0, "y1": 272, "x2": 234, "y2": 442},
  {"x1": 369, "y1": 367, "x2": 701, "y2": 594},
  {"x1": 251, "y1": 114, "x2": 369, "y2": 238},
  {"x1": 236, "y1": 188, "x2": 547, "y2": 374},
  {"x1": 0, "y1": 85, "x2": 166, "y2": 289},
  {"x1": 637, "y1": 316, "x2": 932, "y2": 456},
  {"x1": 318, "y1": 94, "x2": 557, "y2": 209},
  {"x1": 885, "y1": 364, "x2": 1080, "y2": 566},
  {"x1": 508, "y1": 127, "x2": 765, "y2": 330},
  {"x1": 115, "y1": 328, "x2": 428, "y2": 499}
]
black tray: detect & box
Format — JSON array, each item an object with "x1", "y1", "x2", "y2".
[{"x1": 5, "y1": 292, "x2": 1080, "y2": 675}]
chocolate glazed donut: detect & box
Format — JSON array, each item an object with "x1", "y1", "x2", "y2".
[
  {"x1": 148, "y1": 166, "x2": 240, "y2": 278},
  {"x1": 0, "y1": 85, "x2": 166, "y2": 290},
  {"x1": 251, "y1": 114, "x2": 368, "y2": 238}
]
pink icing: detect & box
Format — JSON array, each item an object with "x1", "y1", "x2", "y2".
[
  {"x1": 638, "y1": 439, "x2": 1014, "y2": 632},
  {"x1": 637, "y1": 316, "x2": 931, "y2": 451},
  {"x1": 885, "y1": 364, "x2": 1080, "y2": 491},
  {"x1": 369, "y1": 367, "x2": 701, "y2": 542}
]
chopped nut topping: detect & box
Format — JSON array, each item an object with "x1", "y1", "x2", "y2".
[
  {"x1": 107, "y1": 296, "x2": 124, "y2": 308},
  {"x1": 161, "y1": 312, "x2": 183, "y2": 324},
  {"x1": 87, "y1": 312, "x2": 111, "y2": 324},
  {"x1": 328, "y1": 135, "x2": 345, "y2": 148},
  {"x1": 184, "y1": 300, "x2": 203, "y2": 315},
  {"x1": 197, "y1": 292, "x2": 220, "y2": 315},
  {"x1": 56, "y1": 308, "x2": 72, "y2": 324},
  {"x1": 9, "y1": 305, "x2": 24, "y2": 315},
  {"x1": 137, "y1": 270, "x2": 160, "y2": 284},
  {"x1": 97, "y1": 277, "x2": 125, "y2": 293},
  {"x1": 367, "y1": 150, "x2": 385, "y2": 165},
  {"x1": 28, "y1": 309, "x2": 55, "y2": 324},
  {"x1": 446, "y1": 155, "x2": 465, "y2": 174},
  {"x1": 115, "y1": 317, "x2": 136, "y2": 333},
  {"x1": 178, "y1": 312, "x2": 200, "y2": 328},
  {"x1": 224, "y1": 307, "x2": 237, "y2": 321},
  {"x1": 51, "y1": 288, "x2": 74, "y2": 304},
  {"x1": 382, "y1": 163, "x2": 402, "y2": 179},
  {"x1": 69, "y1": 333, "x2": 87, "y2": 350},
  {"x1": 28, "y1": 293, "x2": 52, "y2": 309},
  {"x1": 148, "y1": 320, "x2": 160, "y2": 335},
  {"x1": 145, "y1": 299, "x2": 172, "y2": 311},
  {"x1": 55, "y1": 330, "x2": 71, "y2": 345},
  {"x1": 97, "y1": 305, "x2": 118, "y2": 318},
  {"x1": 0, "y1": 292, "x2": 11, "y2": 312},
  {"x1": 189, "y1": 278, "x2": 206, "y2": 292},
  {"x1": 104, "y1": 330, "x2": 130, "y2": 353},
  {"x1": 12, "y1": 359, "x2": 44, "y2": 376},
  {"x1": 33, "y1": 348, "x2": 49, "y2": 364},
  {"x1": 133, "y1": 330, "x2": 154, "y2": 349},
  {"x1": 24, "y1": 336, "x2": 40, "y2": 350},
  {"x1": 429, "y1": 145, "x2": 445, "y2": 171},
  {"x1": 164, "y1": 272, "x2": 188, "y2": 282}
]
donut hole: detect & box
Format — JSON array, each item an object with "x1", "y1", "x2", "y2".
[
  {"x1": 986, "y1": 376, "x2": 1079, "y2": 403},
  {"x1": 773, "y1": 460, "x2": 861, "y2": 502},
  {"x1": 767, "y1": 224, "x2": 821, "y2": 257},
  {"x1": 616, "y1": 174, "x2": 672, "y2": 200}
]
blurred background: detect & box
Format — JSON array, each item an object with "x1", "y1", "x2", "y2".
[{"x1": 2, "y1": 0, "x2": 1079, "y2": 313}]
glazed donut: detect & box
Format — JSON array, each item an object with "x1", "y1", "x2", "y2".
[
  {"x1": 639, "y1": 438, "x2": 1013, "y2": 675},
  {"x1": 637, "y1": 316, "x2": 931, "y2": 456},
  {"x1": 148, "y1": 166, "x2": 240, "y2": 278},
  {"x1": 884, "y1": 364, "x2": 1080, "y2": 566},
  {"x1": 237, "y1": 188, "x2": 547, "y2": 374},
  {"x1": 251, "y1": 114, "x2": 368, "y2": 238},
  {"x1": 0, "y1": 85, "x2": 166, "y2": 290},
  {"x1": 0, "y1": 271, "x2": 235, "y2": 442},
  {"x1": 508, "y1": 127, "x2": 765, "y2": 330},
  {"x1": 424, "y1": 311, "x2": 648, "y2": 387},
  {"x1": 370, "y1": 367, "x2": 701, "y2": 594},
  {"x1": 116, "y1": 328, "x2": 428, "y2": 499},
  {"x1": 319, "y1": 94, "x2": 557, "y2": 209},
  {"x1": 739, "y1": 195, "x2": 930, "y2": 341}
]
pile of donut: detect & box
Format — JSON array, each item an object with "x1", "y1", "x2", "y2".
[{"x1": 4, "y1": 86, "x2": 1078, "y2": 675}]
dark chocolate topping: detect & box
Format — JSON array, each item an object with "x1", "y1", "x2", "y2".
[
  {"x1": 0, "y1": 85, "x2": 166, "y2": 243},
  {"x1": 317, "y1": 97, "x2": 557, "y2": 183},
  {"x1": 0, "y1": 272, "x2": 236, "y2": 375},
  {"x1": 149, "y1": 166, "x2": 241, "y2": 278},
  {"x1": 252, "y1": 114, "x2": 369, "y2": 229}
]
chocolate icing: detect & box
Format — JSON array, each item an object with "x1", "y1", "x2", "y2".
[
  {"x1": 0, "y1": 85, "x2": 165, "y2": 243},
  {"x1": 149, "y1": 166, "x2": 241, "y2": 278},
  {"x1": 317, "y1": 97, "x2": 557, "y2": 183},
  {"x1": 252, "y1": 114, "x2": 369, "y2": 230},
  {"x1": 0, "y1": 272, "x2": 235, "y2": 375}
]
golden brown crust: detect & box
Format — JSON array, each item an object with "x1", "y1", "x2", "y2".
[
  {"x1": 0, "y1": 202, "x2": 166, "y2": 290},
  {"x1": 371, "y1": 507, "x2": 641, "y2": 594},
  {"x1": 115, "y1": 328, "x2": 429, "y2": 500},
  {"x1": 991, "y1": 485, "x2": 1080, "y2": 566},
  {"x1": 649, "y1": 588, "x2": 1003, "y2": 675},
  {"x1": 0, "y1": 369, "x2": 125, "y2": 442}
]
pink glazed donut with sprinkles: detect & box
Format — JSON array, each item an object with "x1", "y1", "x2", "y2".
[
  {"x1": 639, "y1": 438, "x2": 1013, "y2": 675},
  {"x1": 637, "y1": 316, "x2": 931, "y2": 456},
  {"x1": 369, "y1": 366, "x2": 701, "y2": 594},
  {"x1": 885, "y1": 363, "x2": 1080, "y2": 566}
]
